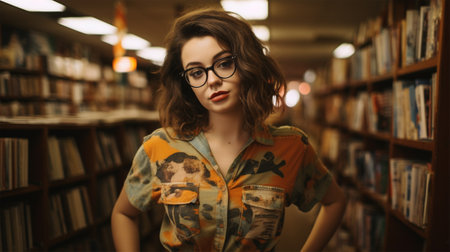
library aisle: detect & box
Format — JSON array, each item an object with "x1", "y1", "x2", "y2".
[{"x1": 1, "y1": 0, "x2": 449, "y2": 251}]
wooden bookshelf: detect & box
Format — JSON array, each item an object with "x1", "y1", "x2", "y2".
[
  {"x1": 305, "y1": 0, "x2": 449, "y2": 251},
  {"x1": 0, "y1": 20, "x2": 161, "y2": 252},
  {"x1": 0, "y1": 118, "x2": 160, "y2": 250}
]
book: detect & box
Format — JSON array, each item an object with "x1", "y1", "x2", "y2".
[
  {"x1": 430, "y1": 73, "x2": 437, "y2": 138},
  {"x1": 401, "y1": 19, "x2": 407, "y2": 67},
  {"x1": 65, "y1": 137, "x2": 85, "y2": 176},
  {"x1": 353, "y1": 92, "x2": 368, "y2": 131},
  {"x1": 344, "y1": 141, "x2": 364, "y2": 177},
  {"x1": 97, "y1": 175, "x2": 119, "y2": 218},
  {"x1": 0, "y1": 202, "x2": 33, "y2": 251},
  {"x1": 97, "y1": 131, "x2": 122, "y2": 168},
  {"x1": 47, "y1": 136, "x2": 64, "y2": 180},
  {"x1": 330, "y1": 58, "x2": 348, "y2": 86},
  {"x1": 367, "y1": 90, "x2": 392, "y2": 133},
  {"x1": 405, "y1": 9, "x2": 419, "y2": 65},
  {"x1": 80, "y1": 186, "x2": 93, "y2": 225},
  {"x1": 407, "y1": 83, "x2": 419, "y2": 140},
  {"x1": 344, "y1": 195, "x2": 385, "y2": 251},
  {"x1": 415, "y1": 80, "x2": 431, "y2": 139},
  {"x1": 51, "y1": 136, "x2": 85, "y2": 178},
  {"x1": 422, "y1": 166, "x2": 432, "y2": 226},
  {"x1": 416, "y1": 6, "x2": 430, "y2": 61},
  {"x1": 373, "y1": 28, "x2": 393, "y2": 75},
  {"x1": 94, "y1": 136, "x2": 107, "y2": 171},
  {"x1": 49, "y1": 196, "x2": 62, "y2": 238},
  {"x1": 48, "y1": 186, "x2": 92, "y2": 238},
  {"x1": 425, "y1": 0, "x2": 442, "y2": 59},
  {"x1": 390, "y1": 158, "x2": 432, "y2": 227},
  {"x1": 0, "y1": 138, "x2": 29, "y2": 191}
]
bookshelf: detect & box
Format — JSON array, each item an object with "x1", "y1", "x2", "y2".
[
  {"x1": 0, "y1": 23, "x2": 162, "y2": 250},
  {"x1": 301, "y1": 0, "x2": 449, "y2": 251},
  {"x1": 0, "y1": 118, "x2": 161, "y2": 250}
]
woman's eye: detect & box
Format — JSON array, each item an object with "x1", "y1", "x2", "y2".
[
  {"x1": 216, "y1": 58, "x2": 233, "y2": 69},
  {"x1": 188, "y1": 69, "x2": 204, "y2": 79}
]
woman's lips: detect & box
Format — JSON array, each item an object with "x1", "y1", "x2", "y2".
[{"x1": 209, "y1": 91, "x2": 230, "y2": 102}]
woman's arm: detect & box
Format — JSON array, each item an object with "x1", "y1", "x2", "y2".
[
  {"x1": 301, "y1": 178, "x2": 347, "y2": 252},
  {"x1": 111, "y1": 187, "x2": 143, "y2": 252}
]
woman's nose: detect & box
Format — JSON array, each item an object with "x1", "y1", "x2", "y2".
[{"x1": 206, "y1": 69, "x2": 221, "y2": 87}]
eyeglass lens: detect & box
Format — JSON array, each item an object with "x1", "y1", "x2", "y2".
[{"x1": 184, "y1": 56, "x2": 236, "y2": 87}]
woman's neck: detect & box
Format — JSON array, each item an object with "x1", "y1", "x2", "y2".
[
  {"x1": 205, "y1": 112, "x2": 249, "y2": 144},
  {"x1": 204, "y1": 112, "x2": 251, "y2": 176}
]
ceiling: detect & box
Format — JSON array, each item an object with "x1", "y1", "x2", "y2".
[{"x1": 0, "y1": 0, "x2": 387, "y2": 80}]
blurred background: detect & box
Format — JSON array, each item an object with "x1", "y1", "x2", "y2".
[{"x1": 2, "y1": 0, "x2": 448, "y2": 251}]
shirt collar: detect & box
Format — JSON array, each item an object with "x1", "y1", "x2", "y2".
[
  {"x1": 252, "y1": 124, "x2": 274, "y2": 146},
  {"x1": 187, "y1": 124, "x2": 274, "y2": 149}
]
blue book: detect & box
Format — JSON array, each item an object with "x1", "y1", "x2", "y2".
[{"x1": 408, "y1": 83, "x2": 419, "y2": 139}]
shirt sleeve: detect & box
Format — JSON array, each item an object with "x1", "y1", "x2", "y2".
[
  {"x1": 291, "y1": 141, "x2": 332, "y2": 212},
  {"x1": 124, "y1": 138, "x2": 159, "y2": 212}
]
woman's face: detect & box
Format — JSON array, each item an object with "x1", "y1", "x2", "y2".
[{"x1": 181, "y1": 36, "x2": 242, "y2": 116}]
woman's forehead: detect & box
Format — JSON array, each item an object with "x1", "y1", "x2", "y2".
[{"x1": 181, "y1": 36, "x2": 228, "y2": 66}]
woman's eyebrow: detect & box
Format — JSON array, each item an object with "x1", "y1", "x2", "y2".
[
  {"x1": 184, "y1": 50, "x2": 231, "y2": 69},
  {"x1": 212, "y1": 50, "x2": 231, "y2": 60}
]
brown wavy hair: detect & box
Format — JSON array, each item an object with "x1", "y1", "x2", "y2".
[{"x1": 157, "y1": 8, "x2": 285, "y2": 138}]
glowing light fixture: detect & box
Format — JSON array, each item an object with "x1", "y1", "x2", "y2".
[
  {"x1": 58, "y1": 17, "x2": 117, "y2": 35},
  {"x1": 285, "y1": 89, "x2": 300, "y2": 107},
  {"x1": 221, "y1": 0, "x2": 268, "y2": 20},
  {"x1": 333, "y1": 43, "x2": 355, "y2": 59},
  {"x1": 0, "y1": 0, "x2": 65, "y2": 12},
  {"x1": 102, "y1": 34, "x2": 150, "y2": 50},
  {"x1": 113, "y1": 56, "x2": 137, "y2": 73},
  {"x1": 298, "y1": 82, "x2": 311, "y2": 95},
  {"x1": 303, "y1": 69, "x2": 316, "y2": 83},
  {"x1": 137, "y1": 47, "x2": 167, "y2": 66},
  {"x1": 252, "y1": 25, "x2": 270, "y2": 41}
]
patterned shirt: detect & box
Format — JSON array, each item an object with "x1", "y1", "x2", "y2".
[{"x1": 125, "y1": 125, "x2": 332, "y2": 251}]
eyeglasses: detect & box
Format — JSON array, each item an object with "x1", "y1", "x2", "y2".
[{"x1": 180, "y1": 55, "x2": 237, "y2": 88}]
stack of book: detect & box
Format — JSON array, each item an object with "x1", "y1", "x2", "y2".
[
  {"x1": 343, "y1": 189, "x2": 385, "y2": 251},
  {"x1": 0, "y1": 202, "x2": 34, "y2": 251},
  {"x1": 47, "y1": 136, "x2": 85, "y2": 181},
  {"x1": 95, "y1": 131, "x2": 122, "y2": 170},
  {"x1": 390, "y1": 158, "x2": 432, "y2": 227},
  {"x1": 0, "y1": 137, "x2": 28, "y2": 191},
  {"x1": 49, "y1": 186, "x2": 93, "y2": 239},
  {"x1": 97, "y1": 176, "x2": 118, "y2": 218},
  {"x1": 367, "y1": 90, "x2": 393, "y2": 134},
  {"x1": 401, "y1": 0, "x2": 442, "y2": 66},
  {"x1": 393, "y1": 74, "x2": 436, "y2": 140}
]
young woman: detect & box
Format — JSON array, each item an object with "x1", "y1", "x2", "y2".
[{"x1": 111, "y1": 8, "x2": 346, "y2": 252}]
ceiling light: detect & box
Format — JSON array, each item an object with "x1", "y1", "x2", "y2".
[
  {"x1": 298, "y1": 82, "x2": 311, "y2": 95},
  {"x1": 102, "y1": 34, "x2": 150, "y2": 50},
  {"x1": 221, "y1": 0, "x2": 268, "y2": 20},
  {"x1": 113, "y1": 56, "x2": 137, "y2": 73},
  {"x1": 285, "y1": 89, "x2": 300, "y2": 107},
  {"x1": 137, "y1": 47, "x2": 166, "y2": 66},
  {"x1": 58, "y1": 17, "x2": 117, "y2": 35},
  {"x1": 0, "y1": 0, "x2": 65, "y2": 12},
  {"x1": 333, "y1": 43, "x2": 355, "y2": 59},
  {"x1": 252, "y1": 25, "x2": 270, "y2": 41},
  {"x1": 303, "y1": 69, "x2": 316, "y2": 83}
]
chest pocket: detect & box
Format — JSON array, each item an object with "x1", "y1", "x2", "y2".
[
  {"x1": 159, "y1": 182, "x2": 200, "y2": 240},
  {"x1": 240, "y1": 185, "x2": 285, "y2": 240}
]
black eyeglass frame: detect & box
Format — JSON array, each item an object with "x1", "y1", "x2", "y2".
[{"x1": 180, "y1": 55, "x2": 237, "y2": 88}]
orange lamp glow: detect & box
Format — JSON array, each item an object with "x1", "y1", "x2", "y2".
[
  {"x1": 113, "y1": 56, "x2": 137, "y2": 72},
  {"x1": 298, "y1": 82, "x2": 311, "y2": 95}
]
